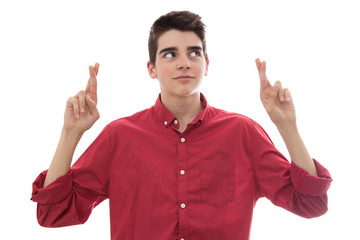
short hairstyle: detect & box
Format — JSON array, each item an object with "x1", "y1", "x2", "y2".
[{"x1": 148, "y1": 11, "x2": 208, "y2": 65}]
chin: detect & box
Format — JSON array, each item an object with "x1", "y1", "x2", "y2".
[{"x1": 174, "y1": 89, "x2": 201, "y2": 98}]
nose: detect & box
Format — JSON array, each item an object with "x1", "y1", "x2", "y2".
[{"x1": 176, "y1": 55, "x2": 191, "y2": 70}]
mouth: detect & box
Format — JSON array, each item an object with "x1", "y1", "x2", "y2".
[{"x1": 173, "y1": 75, "x2": 195, "y2": 81}]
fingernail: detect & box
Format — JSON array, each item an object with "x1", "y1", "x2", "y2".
[
  {"x1": 81, "y1": 107, "x2": 85, "y2": 113},
  {"x1": 280, "y1": 96, "x2": 284, "y2": 101},
  {"x1": 286, "y1": 96, "x2": 291, "y2": 101},
  {"x1": 76, "y1": 113, "x2": 79, "y2": 119}
]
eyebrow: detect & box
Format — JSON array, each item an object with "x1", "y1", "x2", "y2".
[
  {"x1": 187, "y1": 46, "x2": 203, "y2": 52},
  {"x1": 159, "y1": 47, "x2": 177, "y2": 55},
  {"x1": 158, "y1": 46, "x2": 203, "y2": 55}
]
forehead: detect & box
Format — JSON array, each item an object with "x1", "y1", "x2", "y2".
[{"x1": 157, "y1": 30, "x2": 203, "y2": 53}]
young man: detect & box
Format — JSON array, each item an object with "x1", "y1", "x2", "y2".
[{"x1": 32, "y1": 11, "x2": 332, "y2": 240}]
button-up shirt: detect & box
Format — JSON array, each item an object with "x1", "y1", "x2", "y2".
[{"x1": 31, "y1": 93, "x2": 332, "y2": 240}]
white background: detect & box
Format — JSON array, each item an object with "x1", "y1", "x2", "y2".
[{"x1": 1, "y1": 0, "x2": 359, "y2": 239}]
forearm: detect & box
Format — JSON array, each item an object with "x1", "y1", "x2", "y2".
[
  {"x1": 276, "y1": 122, "x2": 318, "y2": 176},
  {"x1": 43, "y1": 128, "x2": 83, "y2": 187}
]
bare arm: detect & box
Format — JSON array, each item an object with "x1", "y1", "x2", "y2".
[
  {"x1": 255, "y1": 58, "x2": 317, "y2": 176},
  {"x1": 43, "y1": 63, "x2": 100, "y2": 187},
  {"x1": 276, "y1": 122, "x2": 317, "y2": 176}
]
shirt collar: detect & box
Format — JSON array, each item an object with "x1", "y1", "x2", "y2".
[{"x1": 154, "y1": 92, "x2": 209, "y2": 128}]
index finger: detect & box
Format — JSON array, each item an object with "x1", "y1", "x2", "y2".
[
  {"x1": 85, "y1": 63, "x2": 99, "y2": 103},
  {"x1": 255, "y1": 58, "x2": 271, "y2": 91},
  {"x1": 94, "y1": 62, "x2": 99, "y2": 75}
]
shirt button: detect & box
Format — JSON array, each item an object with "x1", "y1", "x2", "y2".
[
  {"x1": 180, "y1": 203, "x2": 186, "y2": 208},
  {"x1": 174, "y1": 119, "x2": 178, "y2": 124},
  {"x1": 180, "y1": 238, "x2": 185, "y2": 240},
  {"x1": 180, "y1": 170, "x2": 185, "y2": 175},
  {"x1": 164, "y1": 121, "x2": 168, "y2": 125},
  {"x1": 180, "y1": 138, "x2": 185, "y2": 143}
]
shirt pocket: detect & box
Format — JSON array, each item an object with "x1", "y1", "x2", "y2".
[{"x1": 200, "y1": 158, "x2": 235, "y2": 207}]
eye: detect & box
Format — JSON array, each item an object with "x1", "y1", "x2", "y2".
[
  {"x1": 164, "y1": 52, "x2": 176, "y2": 58},
  {"x1": 190, "y1": 51, "x2": 201, "y2": 57}
]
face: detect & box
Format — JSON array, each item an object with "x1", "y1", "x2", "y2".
[{"x1": 147, "y1": 30, "x2": 209, "y2": 98}]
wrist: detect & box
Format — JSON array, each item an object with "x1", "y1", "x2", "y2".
[
  {"x1": 275, "y1": 121, "x2": 298, "y2": 135},
  {"x1": 61, "y1": 127, "x2": 84, "y2": 142}
]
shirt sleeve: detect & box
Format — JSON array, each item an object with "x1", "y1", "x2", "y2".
[
  {"x1": 31, "y1": 125, "x2": 112, "y2": 227},
  {"x1": 247, "y1": 120, "x2": 333, "y2": 218}
]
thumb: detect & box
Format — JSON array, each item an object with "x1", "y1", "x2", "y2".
[{"x1": 86, "y1": 95, "x2": 100, "y2": 119}]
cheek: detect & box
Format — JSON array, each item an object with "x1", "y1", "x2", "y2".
[
  {"x1": 194, "y1": 62, "x2": 207, "y2": 75},
  {"x1": 155, "y1": 64, "x2": 172, "y2": 78}
]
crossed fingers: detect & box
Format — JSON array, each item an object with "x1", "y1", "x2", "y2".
[
  {"x1": 67, "y1": 63, "x2": 100, "y2": 119},
  {"x1": 255, "y1": 58, "x2": 292, "y2": 103},
  {"x1": 85, "y1": 63, "x2": 99, "y2": 104}
]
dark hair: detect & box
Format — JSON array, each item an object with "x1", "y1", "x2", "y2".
[{"x1": 148, "y1": 11, "x2": 208, "y2": 65}]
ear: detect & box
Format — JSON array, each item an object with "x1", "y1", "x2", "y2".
[
  {"x1": 147, "y1": 61, "x2": 157, "y2": 79},
  {"x1": 205, "y1": 59, "x2": 209, "y2": 76}
]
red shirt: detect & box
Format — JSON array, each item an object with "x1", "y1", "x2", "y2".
[{"x1": 32, "y1": 93, "x2": 332, "y2": 240}]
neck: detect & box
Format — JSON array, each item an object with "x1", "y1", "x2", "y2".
[{"x1": 160, "y1": 91, "x2": 203, "y2": 131}]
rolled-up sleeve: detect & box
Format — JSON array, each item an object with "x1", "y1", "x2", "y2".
[
  {"x1": 32, "y1": 170, "x2": 73, "y2": 204},
  {"x1": 290, "y1": 159, "x2": 332, "y2": 196},
  {"x1": 248, "y1": 120, "x2": 333, "y2": 219},
  {"x1": 31, "y1": 125, "x2": 111, "y2": 227}
]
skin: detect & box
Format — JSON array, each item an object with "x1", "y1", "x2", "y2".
[
  {"x1": 44, "y1": 29, "x2": 317, "y2": 188},
  {"x1": 43, "y1": 64, "x2": 100, "y2": 187},
  {"x1": 255, "y1": 58, "x2": 317, "y2": 176},
  {"x1": 147, "y1": 30, "x2": 209, "y2": 133}
]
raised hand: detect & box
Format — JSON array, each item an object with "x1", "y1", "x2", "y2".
[
  {"x1": 63, "y1": 63, "x2": 100, "y2": 134},
  {"x1": 255, "y1": 58, "x2": 296, "y2": 126}
]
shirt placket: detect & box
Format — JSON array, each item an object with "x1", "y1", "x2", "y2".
[{"x1": 177, "y1": 136, "x2": 188, "y2": 239}]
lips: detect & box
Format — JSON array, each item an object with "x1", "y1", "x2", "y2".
[{"x1": 173, "y1": 75, "x2": 195, "y2": 81}]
